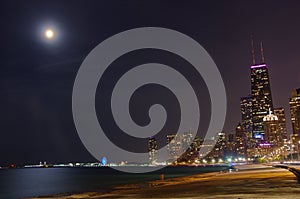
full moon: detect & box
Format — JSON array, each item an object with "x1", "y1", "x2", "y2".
[{"x1": 45, "y1": 29, "x2": 54, "y2": 39}]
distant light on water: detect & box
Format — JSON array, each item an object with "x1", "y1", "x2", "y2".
[{"x1": 101, "y1": 157, "x2": 107, "y2": 165}]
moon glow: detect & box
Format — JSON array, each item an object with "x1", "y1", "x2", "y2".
[{"x1": 45, "y1": 29, "x2": 54, "y2": 39}]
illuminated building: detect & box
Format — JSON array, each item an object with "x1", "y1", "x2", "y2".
[
  {"x1": 225, "y1": 134, "x2": 236, "y2": 157},
  {"x1": 199, "y1": 139, "x2": 215, "y2": 159},
  {"x1": 215, "y1": 132, "x2": 226, "y2": 157},
  {"x1": 273, "y1": 107, "x2": 288, "y2": 140},
  {"x1": 167, "y1": 132, "x2": 201, "y2": 164},
  {"x1": 240, "y1": 95, "x2": 253, "y2": 134},
  {"x1": 289, "y1": 88, "x2": 300, "y2": 135},
  {"x1": 190, "y1": 136, "x2": 201, "y2": 154},
  {"x1": 181, "y1": 131, "x2": 194, "y2": 150},
  {"x1": 263, "y1": 110, "x2": 282, "y2": 147},
  {"x1": 236, "y1": 122, "x2": 246, "y2": 157},
  {"x1": 250, "y1": 40, "x2": 274, "y2": 139},
  {"x1": 207, "y1": 132, "x2": 226, "y2": 160},
  {"x1": 148, "y1": 137, "x2": 158, "y2": 164},
  {"x1": 289, "y1": 88, "x2": 300, "y2": 151},
  {"x1": 240, "y1": 95, "x2": 256, "y2": 157},
  {"x1": 178, "y1": 135, "x2": 202, "y2": 163},
  {"x1": 166, "y1": 134, "x2": 182, "y2": 163},
  {"x1": 296, "y1": 110, "x2": 300, "y2": 134}
]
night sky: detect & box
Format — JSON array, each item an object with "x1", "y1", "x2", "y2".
[{"x1": 1, "y1": 1, "x2": 300, "y2": 165}]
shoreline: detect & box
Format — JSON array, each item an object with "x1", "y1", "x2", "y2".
[{"x1": 27, "y1": 164, "x2": 300, "y2": 199}]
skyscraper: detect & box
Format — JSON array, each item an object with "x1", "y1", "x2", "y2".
[
  {"x1": 263, "y1": 111, "x2": 282, "y2": 147},
  {"x1": 178, "y1": 134, "x2": 201, "y2": 164},
  {"x1": 225, "y1": 134, "x2": 236, "y2": 157},
  {"x1": 273, "y1": 107, "x2": 288, "y2": 140},
  {"x1": 181, "y1": 131, "x2": 194, "y2": 150},
  {"x1": 166, "y1": 134, "x2": 182, "y2": 162},
  {"x1": 207, "y1": 132, "x2": 226, "y2": 159},
  {"x1": 236, "y1": 122, "x2": 246, "y2": 157},
  {"x1": 289, "y1": 88, "x2": 300, "y2": 135},
  {"x1": 166, "y1": 132, "x2": 199, "y2": 164},
  {"x1": 240, "y1": 95, "x2": 253, "y2": 134},
  {"x1": 289, "y1": 88, "x2": 300, "y2": 150},
  {"x1": 148, "y1": 137, "x2": 158, "y2": 165},
  {"x1": 296, "y1": 111, "x2": 300, "y2": 134},
  {"x1": 250, "y1": 41, "x2": 274, "y2": 139},
  {"x1": 240, "y1": 95, "x2": 257, "y2": 157}
]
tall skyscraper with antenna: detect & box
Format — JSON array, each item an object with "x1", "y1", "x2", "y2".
[{"x1": 250, "y1": 38, "x2": 274, "y2": 139}]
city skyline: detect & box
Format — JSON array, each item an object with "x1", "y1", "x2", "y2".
[
  {"x1": 2, "y1": 2, "x2": 300, "y2": 199},
  {"x1": 1, "y1": 1, "x2": 300, "y2": 165}
]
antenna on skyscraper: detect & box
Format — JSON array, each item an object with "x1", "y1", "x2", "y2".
[
  {"x1": 251, "y1": 34, "x2": 256, "y2": 65},
  {"x1": 260, "y1": 41, "x2": 265, "y2": 63}
]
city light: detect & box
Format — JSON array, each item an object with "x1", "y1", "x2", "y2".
[{"x1": 250, "y1": 64, "x2": 267, "y2": 69}]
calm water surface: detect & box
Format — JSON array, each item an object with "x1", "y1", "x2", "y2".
[{"x1": 0, "y1": 165, "x2": 229, "y2": 199}]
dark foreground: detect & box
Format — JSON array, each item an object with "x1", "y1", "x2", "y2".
[
  {"x1": 28, "y1": 165, "x2": 300, "y2": 199},
  {"x1": 0, "y1": 165, "x2": 228, "y2": 199}
]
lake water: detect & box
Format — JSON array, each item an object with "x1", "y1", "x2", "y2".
[{"x1": 0, "y1": 165, "x2": 229, "y2": 199}]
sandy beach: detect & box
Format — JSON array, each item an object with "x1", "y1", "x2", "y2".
[{"x1": 28, "y1": 165, "x2": 300, "y2": 199}]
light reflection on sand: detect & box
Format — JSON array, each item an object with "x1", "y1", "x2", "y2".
[{"x1": 27, "y1": 165, "x2": 300, "y2": 199}]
